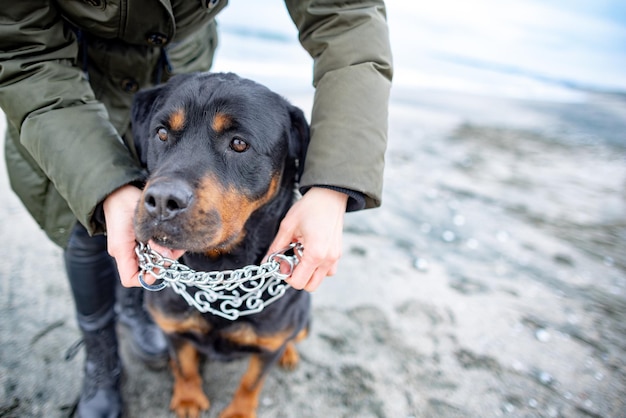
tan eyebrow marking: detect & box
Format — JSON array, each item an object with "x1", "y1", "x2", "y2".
[
  {"x1": 169, "y1": 108, "x2": 185, "y2": 131},
  {"x1": 212, "y1": 112, "x2": 232, "y2": 133}
]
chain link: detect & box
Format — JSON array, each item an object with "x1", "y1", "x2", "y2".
[{"x1": 135, "y1": 242, "x2": 303, "y2": 320}]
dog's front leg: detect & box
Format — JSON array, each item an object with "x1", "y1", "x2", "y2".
[
  {"x1": 169, "y1": 339, "x2": 210, "y2": 418},
  {"x1": 219, "y1": 352, "x2": 276, "y2": 418}
]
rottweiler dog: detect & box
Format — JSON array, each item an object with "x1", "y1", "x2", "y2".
[{"x1": 130, "y1": 72, "x2": 311, "y2": 418}]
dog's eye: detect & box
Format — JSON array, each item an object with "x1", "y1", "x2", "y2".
[
  {"x1": 230, "y1": 137, "x2": 249, "y2": 153},
  {"x1": 157, "y1": 128, "x2": 168, "y2": 142}
]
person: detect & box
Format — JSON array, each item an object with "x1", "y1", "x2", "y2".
[{"x1": 0, "y1": 1, "x2": 393, "y2": 417}]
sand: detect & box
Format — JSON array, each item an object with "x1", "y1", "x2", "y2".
[{"x1": 1, "y1": 88, "x2": 625, "y2": 418}]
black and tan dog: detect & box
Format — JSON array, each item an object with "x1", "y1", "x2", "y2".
[{"x1": 130, "y1": 72, "x2": 311, "y2": 418}]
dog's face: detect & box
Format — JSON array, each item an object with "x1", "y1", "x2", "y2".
[{"x1": 131, "y1": 72, "x2": 309, "y2": 253}]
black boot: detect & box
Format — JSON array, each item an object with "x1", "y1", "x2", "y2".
[
  {"x1": 116, "y1": 285, "x2": 169, "y2": 369},
  {"x1": 76, "y1": 306, "x2": 123, "y2": 418}
]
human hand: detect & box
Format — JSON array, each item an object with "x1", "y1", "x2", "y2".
[
  {"x1": 266, "y1": 187, "x2": 348, "y2": 292},
  {"x1": 103, "y1": 184, "x2": 184, "y2": 287},
  {"x1": 103, "y1": 184, "x2": 143, "y2": 287}
]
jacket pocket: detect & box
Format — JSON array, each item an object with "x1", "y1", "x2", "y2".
[{"x1": 4, "y1": 121, "x2": 75, "y2": 247}]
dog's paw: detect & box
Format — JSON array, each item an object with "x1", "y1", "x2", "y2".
[
  {"x1": 170, "y1": 386, "x2": 210, "y2": 418},
  {"x1": 218, "y1": 407, "x2": 256, "y2": 418},
  {"x1": 278, "y1": 341, "x2": 300, "y2": 371}
]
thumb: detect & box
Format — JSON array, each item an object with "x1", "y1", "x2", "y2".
[
  {"x1": 265, "y1": 222, "x2": 297, "y2": 261},
  {"x1": 148, "y1": 240, "x2": 185, "y2": 260},
  {"x1": 114, "y1": 248, "x2": 142, "y2": 287}
]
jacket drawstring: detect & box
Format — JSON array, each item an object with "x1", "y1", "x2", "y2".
[
  {"x1": 154, "y1": 47, "x2": 173, "y2": 85},
  {"x1": 75, "y1": 29, "x2": 90, "y2": 81}
]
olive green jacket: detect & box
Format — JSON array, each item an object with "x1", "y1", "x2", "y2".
[{"x1": 0, "y1": 0, "x2": 392, "y2": 247}]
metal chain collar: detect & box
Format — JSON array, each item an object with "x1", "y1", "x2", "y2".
[{"x1": 135, "y1": 242, "x2": 303, "y2": 320}]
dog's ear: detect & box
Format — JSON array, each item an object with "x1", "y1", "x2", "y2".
[
  {"x1": 131, "y1": 85, "x2": 165, "y2": 166},
  {"x1": 287, "y1": 105, "x2": 310, "y2": 183}
]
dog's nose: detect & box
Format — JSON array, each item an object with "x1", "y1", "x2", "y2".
[{"x1": 143, "y1": 179, "x2": 193, "y2": 221}]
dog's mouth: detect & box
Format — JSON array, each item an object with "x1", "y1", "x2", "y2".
[
  {"x1": 137, "y1": 226, "x2": 186, "y2": 250},
  {"x1": 135, "y1": 215, "x2": 245, "y2": 255},
  {"x1": 152, "y1": 234, "x2": 178, "y2": 249},
  {"x1": 144, "y1": 237, "x2": 185, "y2": 261},
  {"x1": 137, "y1": 224, "x2": 205, "y2": 253},
  {"x1": 153, "y1": 234, "x2": 172, "y2": 246}
]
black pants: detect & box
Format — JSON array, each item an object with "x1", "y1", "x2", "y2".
[{"x1": 64, "y1": 223, "x2": 118, "y2": 317}]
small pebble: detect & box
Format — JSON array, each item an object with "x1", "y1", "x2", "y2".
[
  {"x1": 566, "y1": 314, "x2": 579, "y2": 324},
  {"x1": 442, "y1": 230, "x2": 456, "y2": 242},
  {"x1": 535, "y1": 328, "x2": 551, "y2": 342},
  {"x1": 512, "y1": 360, "x2": 524, "y2": 372},
  {"x1": 413, "y1": 258, "x2": 430, "y2": 272},
  {"x1": 539, "y1": 371, "x2": 554, "y2": 385}
]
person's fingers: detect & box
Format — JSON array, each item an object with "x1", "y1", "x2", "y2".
[
  {"x1": 112, "y1": 244, "x2": 142, "y2": 287},
  {"x1": 103, "y1": 184, "x2": 143, "y2": 286},
  {"x1": 304, "y1": 267, "x2": 328, "y2": 292},
  {"x1": 326, "y1": 261, "x2": 339, "y2": 277},
  {"x1": 121, "y1": 270, "x2": 142, "y2": 288},
  {"x1": 286, "y1": 254, "x2": 319, "y2": 290},
  {"x1": 147, "y1": 240, "x2": 185, "y2": 260},
  {"x1": 266, "y1": 188, "x2": 348, "y2": 291},
  {"x1": 265, "y1": 219, "x2": 297, "y2": 261}
]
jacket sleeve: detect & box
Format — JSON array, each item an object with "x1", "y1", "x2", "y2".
[
  {"x1": 285, "y1": 0, "x2": 393, "y2": 209},
  {"x1": 0, "y1": 2, "x2": 145, "y2": 234}
]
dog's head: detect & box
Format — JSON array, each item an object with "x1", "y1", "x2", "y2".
[{"x1": 130, "y1": 72, "x2": 309, "y2": 253}]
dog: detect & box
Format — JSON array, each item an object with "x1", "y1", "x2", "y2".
[{"x1": 130, "y1": 72, "x2": 311, "y2": 418}]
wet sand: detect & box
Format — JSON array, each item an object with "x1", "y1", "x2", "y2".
[{"x1": 1, "y1": 87, "x2": 625, "y2": 418}]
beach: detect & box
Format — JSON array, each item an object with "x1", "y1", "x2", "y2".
[
  {"x1": 1, "y1": 1, "x2": 626, "y2": 417},
  {"x1": 1, "y1": 86, "x2": 625, "y2": 417}
]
